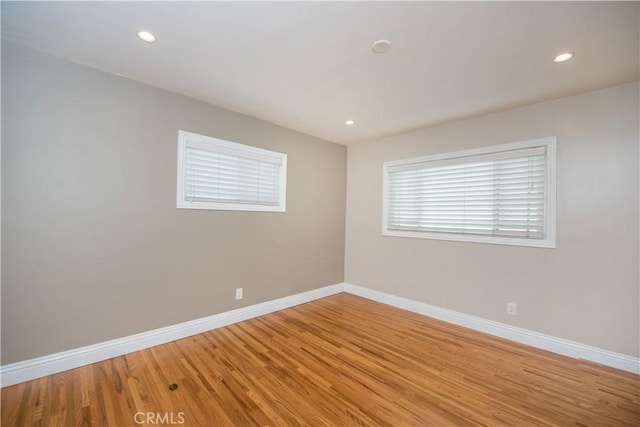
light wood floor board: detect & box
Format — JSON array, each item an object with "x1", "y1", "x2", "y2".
[{"x1": 2, "y1": 293, "x2": 639, "y2": 426}]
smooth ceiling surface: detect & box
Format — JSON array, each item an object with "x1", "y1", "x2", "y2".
[{"x1": 2, "y1": 1, "x2": 638, "y2": 145}]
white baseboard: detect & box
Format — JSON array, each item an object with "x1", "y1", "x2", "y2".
[
  {"x1": 0, "y1": 283, "x2": 345, "y2": 387},
  {"x1": 2, "y1": 281, "x2": 637, "y2": 387},
  {"x1": 343, "y1": 283, "x2": 639, "y2": 374}
]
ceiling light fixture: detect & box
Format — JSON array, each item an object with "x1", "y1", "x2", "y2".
[
  {"x1": 137, "y1": 30, "x2": 157, "y2": 43},
  {"x1": 371, "y1": 39, "x2": 391, "y2": 54},
  {"x1": 345, "y1": 120, "x2": 355, "y2": 125},
  {"x1": 553, "y1": 52, "x2": 573, "y2": 63}
]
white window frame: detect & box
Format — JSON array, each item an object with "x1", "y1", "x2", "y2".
[
  {"x1": 176, "y1": 130, "x2": 287, "y2": 212},
  {"x1": 382, "y1": 137, "x2": 556, "y2": 248}
]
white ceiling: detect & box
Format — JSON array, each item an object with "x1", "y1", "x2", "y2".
[{"x1": 2, "y1": 1, "x2": 638, "y2": 145}]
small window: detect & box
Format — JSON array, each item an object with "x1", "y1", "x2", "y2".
[
  {"x1": 382, "y1": 137, "x2": 556, "y2": 248},
  {"x1": 177, "y1": 131, "x2": 287, "y2": 212}
]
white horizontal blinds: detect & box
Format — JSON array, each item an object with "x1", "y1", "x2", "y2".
[
  {"x1": 184, "y1": 142, "x2": 282, "y2": 206},
  {"x1": 387, "y1": 146, "x2": 547, "y2": 239}
]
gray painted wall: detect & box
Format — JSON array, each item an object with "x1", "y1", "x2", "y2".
[
  {"x1": 345, "y1": 82, "x2": 639, "y2": 357},
  {"x1": 1, "y1": 42, "x2": 347, "y2": 364}
]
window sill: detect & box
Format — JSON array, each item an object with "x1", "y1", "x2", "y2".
[{"x1": 382, "y1": 229, "x2": 556, "y2": 248}]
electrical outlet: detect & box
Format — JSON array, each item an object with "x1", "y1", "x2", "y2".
[
  {"x1": 507, "y1": 302, "x2": 517, "y2": 316},
  {"x1": 235, "y1": 288, "x2": 243, "y2": 300}
]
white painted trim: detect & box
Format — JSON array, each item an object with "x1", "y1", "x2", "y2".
[
  {"x1": 3, "y1": 282, "x2": 637, "y2": 387},
  {"x1": 343, "y1": 283, "x2": 639, "y2": 374},
  {"x1": 0, "y1": 283, "x2": 344, "y2": 387}
]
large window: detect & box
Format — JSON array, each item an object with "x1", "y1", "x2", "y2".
[
  {"x1": 382, "y1": 137, "x2": 556, "y2": 248},
  {"x1": 177, "y1": 131, "x2": 287, "y2": 212}
]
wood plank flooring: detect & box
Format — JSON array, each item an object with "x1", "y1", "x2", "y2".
[{"x1": 2, "y1": 293, "x2": 639, "y2": 426}]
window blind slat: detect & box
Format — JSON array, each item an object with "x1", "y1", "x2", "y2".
[
  {"x1": 178, "y1": 132, "x2": 286, "y2": 210},
  {"x1": 388, "y1": 161, "x2": 546, "y2": 182},
  {"x1": 385, "y1": 145, "x2": 548, "y2": 240}
]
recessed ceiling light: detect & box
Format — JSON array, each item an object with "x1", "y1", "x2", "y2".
[
  {"x1": 345, "y1": 120, "x2": 355, "y2": 125},
  {"x1": 553, "y1": 52, "x2": 573, "y2": 63},
  {"x1": 137, "y1": 30, "x2": 156, "y2": 43},
  {"x1": 371, "y1": 39, "x2": 391, "y2": 54}
]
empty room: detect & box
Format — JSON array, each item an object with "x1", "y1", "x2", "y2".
[{"x1": 1, "y1": 1, "x2": 639, "y2": 426}]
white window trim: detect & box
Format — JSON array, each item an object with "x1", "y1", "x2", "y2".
[
  {"x1": 382, "y1": 137, "x2": 557, "y2": 248},
  {"x1": 176, "y1": 130, "x2": 287, "y2": 212}
]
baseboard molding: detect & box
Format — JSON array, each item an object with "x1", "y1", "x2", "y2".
[
  {"x1": 2, "y1": 281, "x2": 637, "y2": 387},
  {"x1": 0, "y1": 283, "x2": 345, "y2": 387},
  {"x1": 343, "y1": 283, "x2": 639, "y2": 374}
]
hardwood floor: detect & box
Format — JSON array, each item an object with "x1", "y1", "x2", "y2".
[{"x1": 2, "y1": 293, "x2": 639, "y2": 426}]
